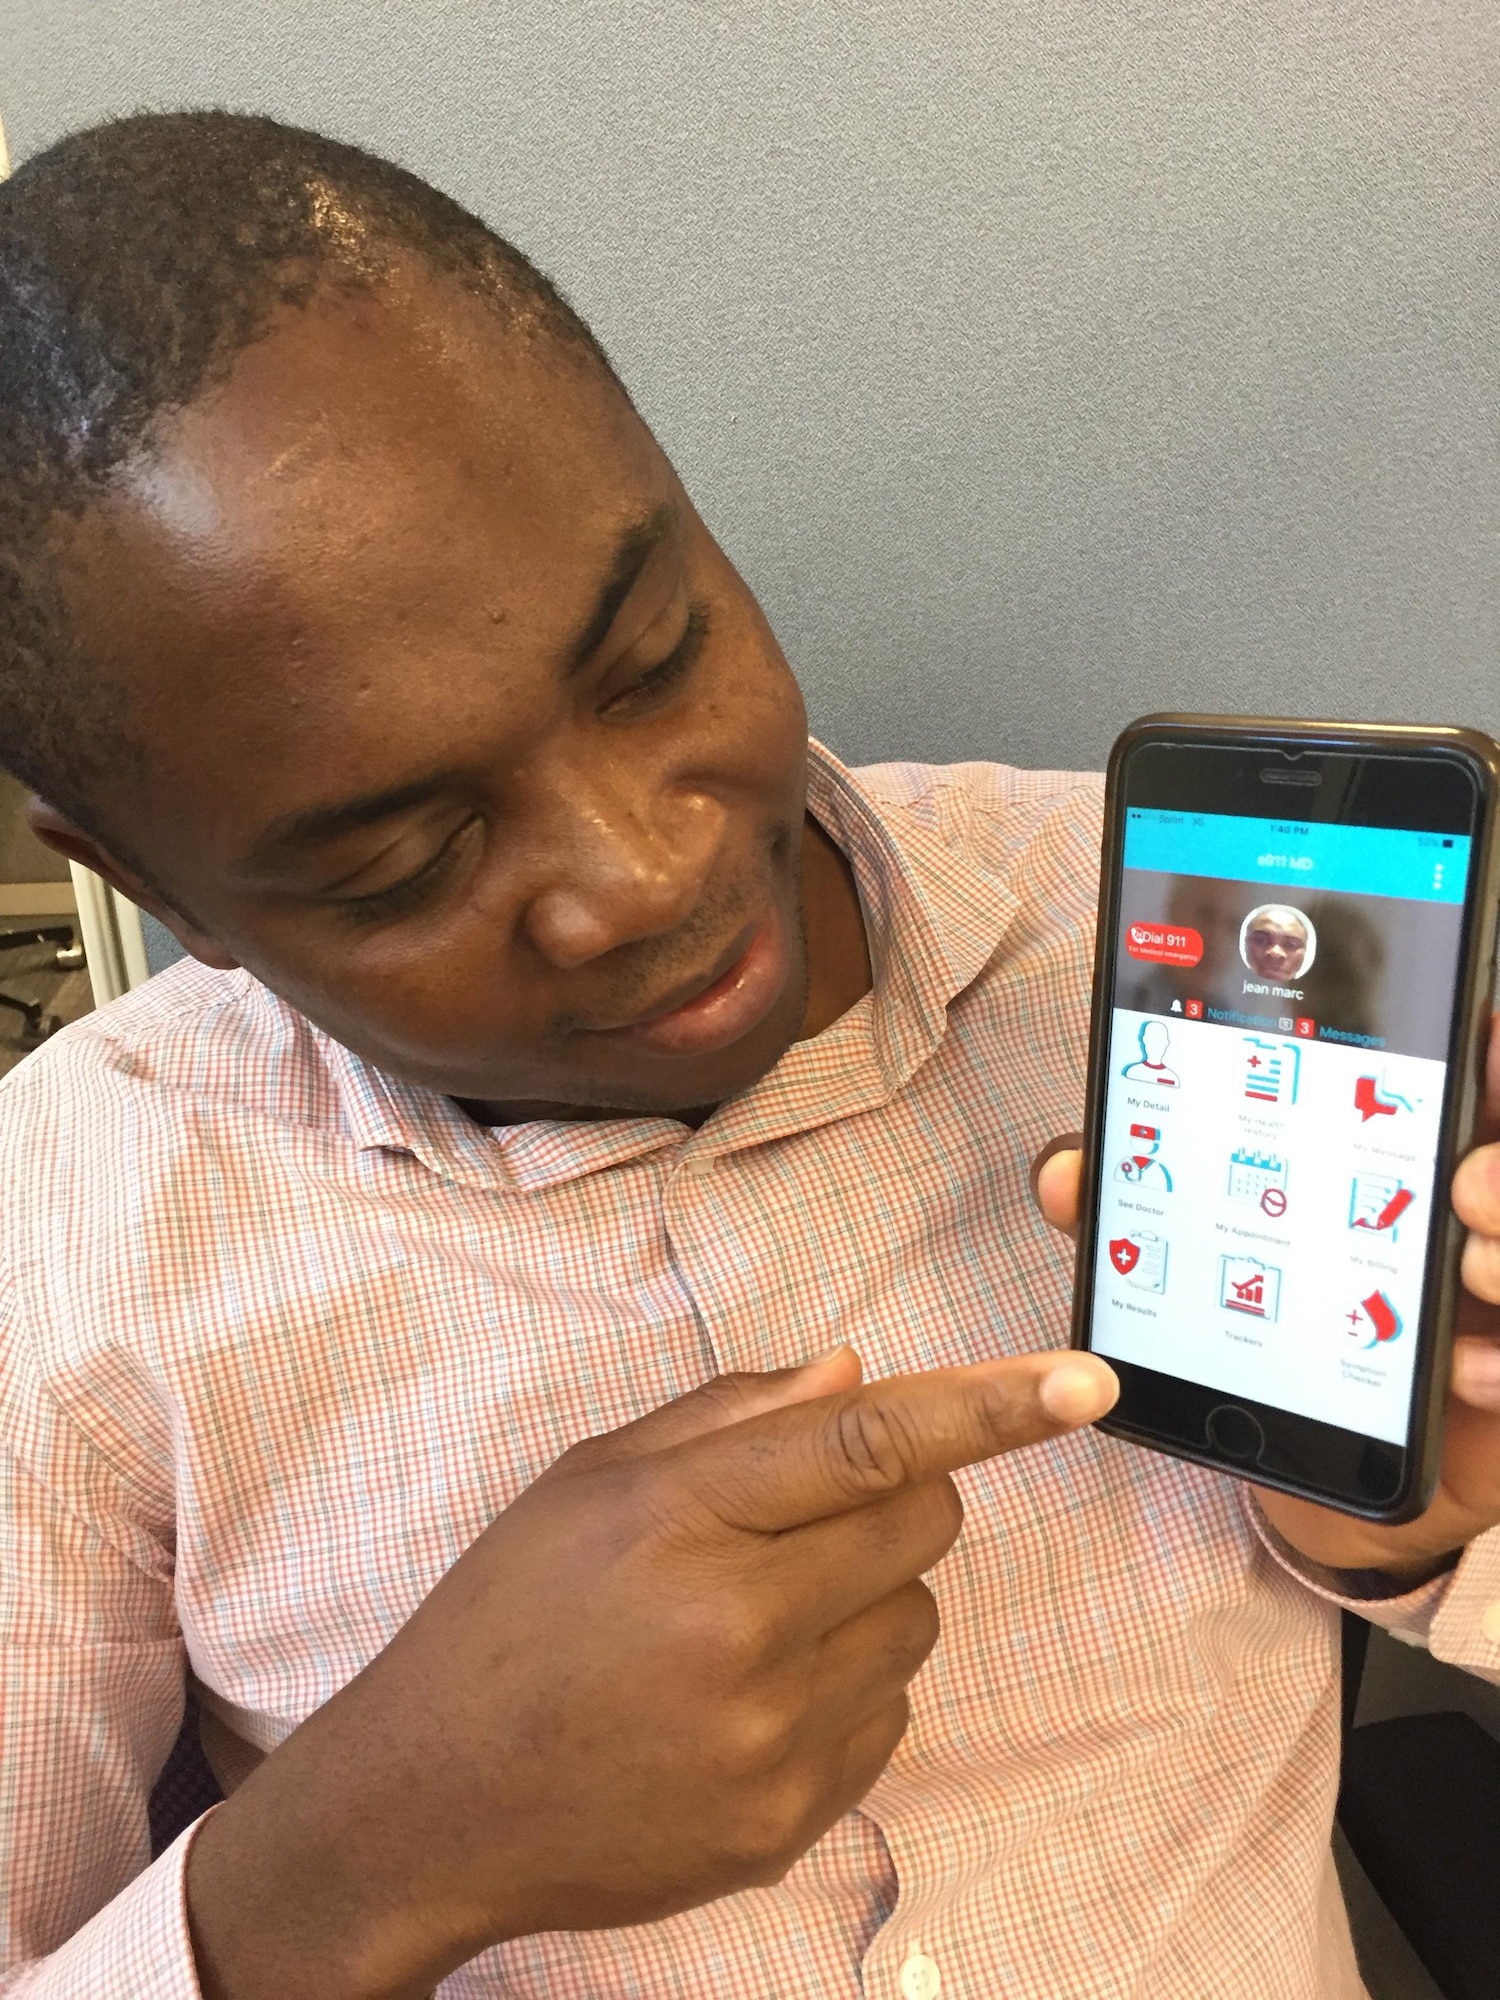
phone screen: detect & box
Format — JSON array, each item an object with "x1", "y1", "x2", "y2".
[{"x1": 1088, "y1": 804, "x2": 1475, "y2": 1447}]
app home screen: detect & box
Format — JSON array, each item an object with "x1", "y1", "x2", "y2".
[{"x1": 1090, "y1": 808, "x2": 1471, "y2": 1445}]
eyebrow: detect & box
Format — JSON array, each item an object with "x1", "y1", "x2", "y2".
[{"x1": 561, "y1": 503, "x2": 676, "y2": 674}]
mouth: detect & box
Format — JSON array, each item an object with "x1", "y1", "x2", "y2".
[{"x1": 591, "y1": 909, "x2": 792, "y2": 1058}]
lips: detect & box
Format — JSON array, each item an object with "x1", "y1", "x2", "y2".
[{"x1": 594, "y1": 910, "x2": 792, "y2": 1058}]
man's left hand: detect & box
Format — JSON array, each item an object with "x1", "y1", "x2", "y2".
[{"x1": 1033, "y1": 1015, "x2": 1500, "y2": 1586}]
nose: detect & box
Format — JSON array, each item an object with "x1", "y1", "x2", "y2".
[{"x1": 522, "y1": 775, "x2": 727, "y2": 970}]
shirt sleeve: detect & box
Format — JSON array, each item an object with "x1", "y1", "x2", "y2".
[
  {"x1": 1245, "y1": 1492, "x2": 1500, "y2": 1686},
  {"x1": 0, "y1": 1271, "x2": 208, "y2": 1995}
]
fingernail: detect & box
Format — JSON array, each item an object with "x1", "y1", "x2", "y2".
[
  {"x1": 1038, "y1": 1357, "x2": 1119, "y2": 1425},
  {"x1": 803, "y1": 1343, "x2": 850, "y2": 1367}
]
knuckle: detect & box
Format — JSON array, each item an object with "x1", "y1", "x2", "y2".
[
  {"x1": 717, "y1": 1771, "x2": 818, "y2": 1886},
  {"x1": 842, "y1": 1698, "x2": 913, "y2": 1802},
  {"x1": 829, "y1": 1397, "x2": 925, "y2": 1498},
  {"x1": 690, "y1": 1372, "x2": 760, "y2": 1419},
  {"x1": 717, "y1": 1695, "x2": 796, "y2": 1778},
  {"x1": 1454, "y1": 1151, "x2": 1500, "y2": 1230},
  {"x1": 549, "y1": 1431, "x2": 608, "y2": 1478},
  {"x1": 904, "y1": 1580, "x2": 942, "y2": 1662},
  {"x1": 926, "y1": 1474, "x2": 965, "y2": 1548},
  {"x1": 701, "y1": 1589, "x2": 781, "y2": 1680},
  {"x1": 877, "y1": 1581, "x2": 941, "y2": 1678},
  {"x1": 1462, "y1": 1232, "x2": 1500, "y2": 1303}
]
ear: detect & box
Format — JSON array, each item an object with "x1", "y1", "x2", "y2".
[{"x1": 25, "y1": 797, "x2": 242, "y2": 973}]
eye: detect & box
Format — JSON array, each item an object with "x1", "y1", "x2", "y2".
[
  {"x1": 601, "y1": 603, "x2": 709, "y2": 718},
  {"x1": 332, "y1": 817, "x2": 480, "y2": 926}
]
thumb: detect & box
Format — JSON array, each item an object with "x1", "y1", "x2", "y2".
[
  {"x1": 576, "y1": 1345, "x2": 866, "y2": 1466},
  {"x1": 1034, "y1": 1145, "x2": 1083, "y2": 1240}
]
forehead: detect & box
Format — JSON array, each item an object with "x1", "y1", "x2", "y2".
[
  {"x1": 1250, "y1": 909, "x2": 1306, "y2": 933},
  {"x1": 61, "y1": 273, "x2": 667, "y2": 845}
]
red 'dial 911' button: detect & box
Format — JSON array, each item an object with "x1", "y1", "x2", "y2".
[{"x1": 1124, "y1": 921, "x2": 1204, "y2": 968}]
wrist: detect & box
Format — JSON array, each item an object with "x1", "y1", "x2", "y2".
[
  {"x1": 1253, "y1": 1486, "x2": 1465, "y2": 1587},
  {"x1": 184, "y1": 1747, "x2": 488, "y2": 2000},
  {"x1": 1359, "y1": 1546, "x2": 1463, "y2": 1593}
]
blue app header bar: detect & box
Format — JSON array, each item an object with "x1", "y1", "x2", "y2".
[{"x1": 1123, "y1": 808, "x2": 1470, "y2": 904}]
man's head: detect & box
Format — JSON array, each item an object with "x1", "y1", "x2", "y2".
[
  {"x1": 1241, "y1": 905, "x2": 1312, "y2": 982},
  {"x1": 0, "y1": 113, "x2": 820, "y2": 1117}
]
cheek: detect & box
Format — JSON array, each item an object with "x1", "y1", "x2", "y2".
[{"x1": 700, "y1": 603, "x2": 809, "y2": 810}]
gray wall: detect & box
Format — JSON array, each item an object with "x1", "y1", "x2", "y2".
[{"x1": 4, "y1": 0, "x2": 1495, "y2": 776}]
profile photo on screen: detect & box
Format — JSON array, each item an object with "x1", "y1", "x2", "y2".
[{"x1": 1239, "y1": 904, "x2": 1316, "y2": 981}]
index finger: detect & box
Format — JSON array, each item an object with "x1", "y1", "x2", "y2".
[{"x1": 673, "y1": 1350, "x2": 1119, "y2": 1537}]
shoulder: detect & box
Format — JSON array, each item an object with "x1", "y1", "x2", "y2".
[
  {"x1": 854, "y1": 755, "x2": 1102, "y2": 839},
  {"x1": 0, "y1": 959, "x2": 346, "y2": 1294},
  {"x1": 0, "y1": 956, "x2": 342, "y2": 1138},
  {"x1": 853, "y1": 757, "x2": 1105, "y2": 909}
]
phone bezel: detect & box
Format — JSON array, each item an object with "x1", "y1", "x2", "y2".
[{"x1": 1071, "y1": 715, "x2": 1500, "y2": 1522}]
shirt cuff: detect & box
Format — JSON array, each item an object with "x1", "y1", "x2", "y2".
[
  {"x1": 1244, "y1": 1491, "x2": 1500, "y2": 1679},
  {"x1": 1, "y1": 1810, "x2": 213, "y2": 1998}
]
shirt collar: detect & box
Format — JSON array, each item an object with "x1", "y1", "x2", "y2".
[{"x1": 313, "y1": 741, "x2": 1021, "y2": 1192}]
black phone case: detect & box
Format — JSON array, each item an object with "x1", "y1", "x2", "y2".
[{"x1": 1071, "y1": 714, "x2": 1500, "y2": 1522}]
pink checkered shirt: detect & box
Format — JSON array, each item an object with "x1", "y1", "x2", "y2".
[{"x1": 2, "y1": 746, "x2": 1498, "y2": 1998}]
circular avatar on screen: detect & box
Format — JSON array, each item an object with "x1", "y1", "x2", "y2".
[{"x1": 1239, "y1": 903, "x2": 1316, "y2": 981}]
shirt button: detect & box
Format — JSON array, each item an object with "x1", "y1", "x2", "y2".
[
  {"x1": 678, "y1": 1154, "x2": 718, "y2": 1178},
  {"x1": 1481, "y1": 1599, "x2": 1500, "y2": 1645},
  {"x1": 899, "y1": 1944, "x2": 941, "y2": 2000}
]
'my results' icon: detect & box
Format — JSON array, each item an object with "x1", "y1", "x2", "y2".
[{"x1": 1108, "y1": 1234, "x2": 1167, "y2": 1293}]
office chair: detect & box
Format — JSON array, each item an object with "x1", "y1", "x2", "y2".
[
  {"x1": 0, "y1": 923, "x2": 78, "y2": 1045},
  {"x1": 1337, "y1": 1610, "x2": 1500, "y2": 2000}
]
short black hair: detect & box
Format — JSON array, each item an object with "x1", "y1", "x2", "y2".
[{"x1": 0, "y1": 110, "x2": 620, "y2": 858}]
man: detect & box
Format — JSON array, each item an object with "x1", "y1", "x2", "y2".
[
  {"x1": 1242, "y1": 903, "x2": 1313, "y2": 982},
  {"x1": 2, "y1": 113, "x2": 1499, "y2": 2000}
]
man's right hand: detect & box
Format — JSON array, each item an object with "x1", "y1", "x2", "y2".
[{"x1": 186, "y1": 1344, "x2": 1118, "y2": 2000}]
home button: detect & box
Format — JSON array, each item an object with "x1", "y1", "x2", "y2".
[{"x1": 1206, "y1": 1403, "x2": 1265, "y2": 1462}]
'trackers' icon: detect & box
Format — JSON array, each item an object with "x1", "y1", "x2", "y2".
[{"x1": 1219, "y1": 1255, "x2": 1282, "y2": 1321}]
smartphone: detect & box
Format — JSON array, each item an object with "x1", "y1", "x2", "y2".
[{"x1": 1072, "y1": 716, "x2": 1500, "y2": 1520}]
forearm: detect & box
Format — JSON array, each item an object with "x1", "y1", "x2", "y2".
[{"x1": 183, "y1": 1688, "x2": 502, "y2": 2000}]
